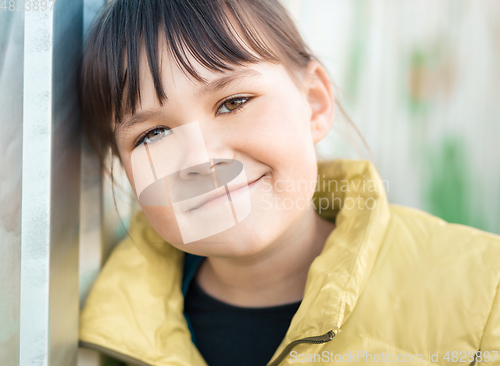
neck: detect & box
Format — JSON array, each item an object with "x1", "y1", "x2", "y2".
[{"x1": 196, "y1": 207, "x2": 336, "y2": 307}]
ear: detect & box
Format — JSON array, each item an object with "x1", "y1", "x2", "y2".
[{"x1": 304, "y1": 60, "x2": 335, "y2": 144}]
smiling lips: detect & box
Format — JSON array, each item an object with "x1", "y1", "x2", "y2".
[{"x1": 187, "y1": 175, "x2": 264, "y2": 212}]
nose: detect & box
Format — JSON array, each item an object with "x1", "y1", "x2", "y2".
[
  {"x1": 179, "y1": 124, "x2": 234, "y2": 177},
  {"x1": 178, "y1": 158, "x2": 230, "y2": 180},
  {"x1": 170, "y1": 160, "x2": 228, "y2": 203},
  {"x1": 179, "y1": 161, "x2": 214, "y2": 179}
]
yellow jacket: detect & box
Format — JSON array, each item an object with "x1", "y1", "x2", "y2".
[{"x1": 79, "y1": 159, "x2": 500, "y2": 366}]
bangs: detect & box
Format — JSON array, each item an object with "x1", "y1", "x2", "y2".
[
  {"x1": 79, "y1": 0, "x2": 313, "y2": 162},
  {"x1": 83, "y1": 0, "x2": 286, "y2": 124}
]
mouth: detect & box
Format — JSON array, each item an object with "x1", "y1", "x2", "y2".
[{"x1": 186, "y1": 174, "x2": 266, "y2": 212}]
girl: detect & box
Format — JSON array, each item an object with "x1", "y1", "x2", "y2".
[{"x1": 78, "y1": 0, "x2": 500, "y2": 365}]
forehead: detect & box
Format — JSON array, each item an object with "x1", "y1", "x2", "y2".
[
  {"x1": 138, "y1": 25, "x2": 262, "y2": 86},
  {"x1": 132, "y1": 61, "x2": 258, "y2": 120}
]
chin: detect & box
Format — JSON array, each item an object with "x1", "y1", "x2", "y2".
[
  {"x1": 179, "y1": 224, "x2": 267, "y2": 258},
  {"x1": 177, "y1": 213, "x2": 285, "y2": 258}
]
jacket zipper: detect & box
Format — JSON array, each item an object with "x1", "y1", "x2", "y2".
[
  {"x1": 266, "y1": 330, "x2": 335, "y2": 366},
  {"x1": 469, "y1": 349, "x2": 481, "y2": 366}
]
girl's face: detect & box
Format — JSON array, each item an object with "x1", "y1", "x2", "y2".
[{"x1": 114, "y1": 43, "x2": 334, "y2": 258}]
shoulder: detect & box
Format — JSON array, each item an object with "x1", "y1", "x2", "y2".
[
  {"x1": 383, "y1": 203, "x2": 500, "y2": 318},
  {"x1": 384, "y1": 203, "x2": 500, "y2": 284},
  {"x1": 82, "y1": 210, "x2": 183, "y2": 308},
  {"x1": 361, "y1": 204, "x2": 500, "y2": 349}
]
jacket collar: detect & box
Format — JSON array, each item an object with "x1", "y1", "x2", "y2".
[{"x1": 79, "y1": 159, "x2": 391, "y2": 366}]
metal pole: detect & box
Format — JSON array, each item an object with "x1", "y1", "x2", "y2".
[{"x1": 18, "y1": 1, "x2": 83, "y2": 365}]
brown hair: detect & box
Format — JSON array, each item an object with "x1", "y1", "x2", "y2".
[{"x1": 77, "y1": 0, "x2": 320, "y2": 168}]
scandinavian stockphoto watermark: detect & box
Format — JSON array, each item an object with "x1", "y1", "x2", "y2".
[
  {"x1": 260, "y1": 175, "x2": 390, "y2": 213},
  {"x1": 289, "y1": 350, "x2": 497, "y2": 363}
]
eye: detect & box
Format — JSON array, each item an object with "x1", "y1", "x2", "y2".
[
  {"x1": 135, "y1": 127, "x2": 172, "y2": 147},
  {"x1": 216, "y1": 96, "x2": 251, "y2": 115}
]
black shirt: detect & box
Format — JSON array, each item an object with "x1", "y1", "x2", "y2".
[{"x1": 184, "y1": 276, "x2": 301, "y2": 366}]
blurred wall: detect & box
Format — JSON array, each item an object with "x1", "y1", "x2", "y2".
[{"x1": 282, "y1": 0, "x2": 500, "y2": 234}]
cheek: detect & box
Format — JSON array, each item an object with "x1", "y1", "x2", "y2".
[
  {"x1": 239, "y1": 95, "x2": 318, "y2": 215},
  {"x1": 122, "y1": 161, "x2": 184, "y2": 245},
  {"x1": 245, "y1": 94, "x2": 317, "y2": 178},
  {"x1": 140, "y1": 205, "x2": 185, "y2": 245}
]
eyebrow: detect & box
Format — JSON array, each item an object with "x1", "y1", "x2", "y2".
[
  {"x1": 197, "y1": 68, "x2": 263, "y2": 96},
  {"x1": 115, "y1": 109, "x2": 165, "y2": 137},
  {"x1": 116, "y1": 68, "x2": 263, "y2": 135}
]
